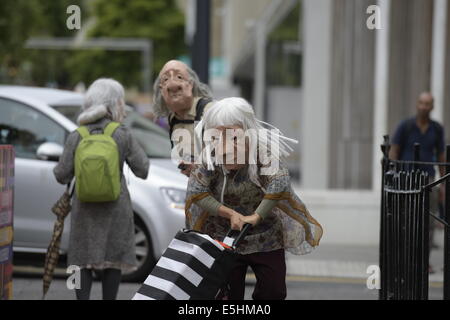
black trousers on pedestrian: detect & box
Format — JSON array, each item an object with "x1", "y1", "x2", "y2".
[
  {"x1": 228, "y1": 248, "x2": 287, "y2": 300},
  {"x1": 75, "y1": 268, "x2": 121, "y2": 300}
]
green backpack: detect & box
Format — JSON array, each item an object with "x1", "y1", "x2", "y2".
[{"x1": 75, "y1": 122, "x2": 121, "y2": 202}]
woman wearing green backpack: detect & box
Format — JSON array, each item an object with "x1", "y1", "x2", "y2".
[{"x1": 54, "y1": 78, "x2": 149, "y2": 300}]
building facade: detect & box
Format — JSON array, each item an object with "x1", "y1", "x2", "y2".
[{"x1": 178, "y1": 0, "x2": 450, "y2": 191}]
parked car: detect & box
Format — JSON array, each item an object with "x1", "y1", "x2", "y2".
[{"x1": 0, "y1": 85, "x2": 188, "y2": 281}]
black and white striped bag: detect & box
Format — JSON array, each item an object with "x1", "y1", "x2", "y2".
[{"x1": 132, "y1": 227, "x2": 249, "y2": 300}]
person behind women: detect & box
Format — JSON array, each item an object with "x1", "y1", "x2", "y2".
[
  {"x1": 185, "y1": 97, "x2": 323, "y2": 300},
  {"x1": 54, "y1": 78, "x2": 149, "y2": 300},
  {"x1": 389, "y1": 92, "x2": 445, "y2": 273},
  {"x1": 152, "y1": 60, "x2": 214, "y2": 176}
]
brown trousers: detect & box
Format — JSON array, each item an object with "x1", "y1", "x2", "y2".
[{"x1": 228, "y1": 248, "x2": 287, "y2": 300}]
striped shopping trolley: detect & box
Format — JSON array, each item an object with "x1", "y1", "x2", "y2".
[{"x1": 132, "y1": 224, "x2": 250, "y2": 300}]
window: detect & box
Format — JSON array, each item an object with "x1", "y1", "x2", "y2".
[
  {"x1": 123, "y1": 111, "x2": 171, "y2": 158},
  {"x1": 53, "y1": 104, "x2": 172, "y2": 158},
  {"x1": 0, "y1": 98, "x2": 66, "y2": 159}
]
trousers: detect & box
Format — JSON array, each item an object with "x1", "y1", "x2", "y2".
[{"x1": 228, "y1": 248, "x2": 287, "y2": 300}]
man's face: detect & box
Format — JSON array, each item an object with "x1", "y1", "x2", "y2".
[
  {"x1": 416, "y1": 93, "x2": 434, "y2": 118},
  {"x1": 159, "y1": 61, "x2": 194, "y2": 110}
]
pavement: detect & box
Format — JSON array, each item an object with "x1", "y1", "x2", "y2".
[
  {"x1": 286, "y1": 230, "x2": 445, "y2": 284},
  {"x1": 10, "y1": 229, "x2": 447, "y2": 300}
]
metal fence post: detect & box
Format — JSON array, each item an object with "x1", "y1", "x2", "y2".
[
  {"x1": 444, "y1": 145, "x2": 450, "y2": 300},
  {"x1": 378, "y1": 139, "x2": 449, "y2": 299},
  {"x1": 421, "y1": 173, "x2": 430, "y2": 300},
  {"x1": 379, "y1": 135, "x2": 390, "y2": 300},
  {"x1": 385, "y1": 162, "x2": 395, "y2": 299}
]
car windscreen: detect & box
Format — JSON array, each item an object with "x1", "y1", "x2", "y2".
[{"x1": 51, "y1": 105, "x2": 172, "y2": 158}]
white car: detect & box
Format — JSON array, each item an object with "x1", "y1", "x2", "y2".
[{"x1": 0, "y1": 85, "x2": 188, "y2": 281}]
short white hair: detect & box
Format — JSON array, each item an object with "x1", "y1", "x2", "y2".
[{"x1": 83, "y1": 78, "x2": 125, "y2": 122}]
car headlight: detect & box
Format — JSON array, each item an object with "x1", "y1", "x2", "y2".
[{"x1": 160, "y1": 187, "x2": 186, "y2": 210}]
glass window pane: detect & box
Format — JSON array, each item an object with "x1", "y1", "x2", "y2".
[{"x1": 0, "y1": 98, "x2": 66, "y2": 159}]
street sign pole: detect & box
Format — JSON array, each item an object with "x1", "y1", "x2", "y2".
[{"x1": 191, "y1": 0, "x2": 210, "y2": 84}]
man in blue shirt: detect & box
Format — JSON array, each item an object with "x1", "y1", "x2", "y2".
[
  {"x1": 389, "y1": 92, "x2": 445, "y2": 273},
  {"x1": 389, "y1": 92, "x2": 445, "y2": 177}
]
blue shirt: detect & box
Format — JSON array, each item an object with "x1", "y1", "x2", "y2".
[{"x1": 392, "y1": 117, "x2": 445, "y2": 177}]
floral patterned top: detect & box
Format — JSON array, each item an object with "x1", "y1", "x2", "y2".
[{"x1": 185, "y1": 163, "x2": 323, "y2": 255}]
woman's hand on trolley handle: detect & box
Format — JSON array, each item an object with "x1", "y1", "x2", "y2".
[
  {"x1": 242, "y1": 213, "x2": 262, "y2": 226},
  {"x1": 216, "y1": 205, "x2": 262, "y2": 230},
  {"x1": 217, "y1": 205, "x2": 245, "y2": 230}
]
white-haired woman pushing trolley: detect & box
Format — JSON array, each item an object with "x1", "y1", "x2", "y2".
[{"x1": 185, "y1": 97, "x2": 323, "y2": 300}]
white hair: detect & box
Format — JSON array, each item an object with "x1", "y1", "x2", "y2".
[
  {"x1": 78, "y1": 78, "x2": 125, "y2": 125},
  {"x1": 195, "y1": 97, "x2": 297, "y2": 187},
  {"x1": 152, "y1": 65, "x2": 213, "y2": 117}
]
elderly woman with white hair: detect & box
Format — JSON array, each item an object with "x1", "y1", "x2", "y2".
[
  {"x1": 54, "y1": 78, "x2": 149, "y2": 300},
  {"x1": 185, "y1": 97, "x2": 323, "y2": 300}
]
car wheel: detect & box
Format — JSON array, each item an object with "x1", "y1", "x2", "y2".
[{"x1": 121, "y1": 215, "x2": 156, "y2": 282}]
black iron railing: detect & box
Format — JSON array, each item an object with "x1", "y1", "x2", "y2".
[{"x1": 379, "y1": 136, "x2": 450, "y2": 300}]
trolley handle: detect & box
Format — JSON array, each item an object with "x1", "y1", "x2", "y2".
[{"x1": 223, "y1": 223, "x2": 252, "y2": 249}]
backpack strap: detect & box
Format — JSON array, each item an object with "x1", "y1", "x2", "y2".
[
  {"x1": 168, "y1": 116, "x2": 196, "y2": 133},
  {"x1": 194, "y1": 97, "x2": 211, "y2": 121},
  {"x1": 104, "y1": 122, "x2": 120, "y2": 137},
  {"x1": 76, "y1": 126, "x2": 90, "y2": 139},
  {"x1": 169, "y1": 117, "x2": 193, "y2": 148},
  {"x1": 168, "y1": 98, "x2": 212, "y2": 148}
]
